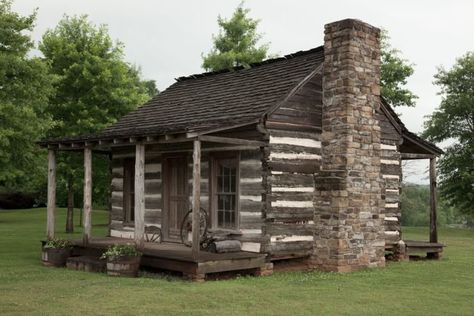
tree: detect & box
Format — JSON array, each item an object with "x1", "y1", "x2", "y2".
[
  {"x1": 40, "y1": 15, "x2": 156, "y2": 232},
  {"x1": 0, "y1": 0, "x2": 54, "y2": 194},
  {"x1": 202, "y1": 6, "x2": 416, "y2": 107},
  {"x1": 380, "y1": 31, "x2": 418, "y2": 107},
  {"x1": 423, "y1": 52, "x2": 474, "y2": 216},
  {"x1": 202, "y1": 2, "x2": 269, "y2": 71}
]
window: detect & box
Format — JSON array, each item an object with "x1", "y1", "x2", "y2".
[
  {"x1": 123, "y1": 158, "x2": 135, "y2": 224},
  {"x1": 211, "y1": 155, "x2": 239, "y2": 229}
]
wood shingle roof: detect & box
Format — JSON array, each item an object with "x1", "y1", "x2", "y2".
[{"x1": 97, "y1": 46, "x2": 324, "y2": 139}]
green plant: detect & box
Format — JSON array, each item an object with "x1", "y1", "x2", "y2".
[
  {"x1": 43, "y1": 238, "x2": 72, "y2": 249},
  {"x1": 101, "y1": 244, "x2": 141, "y2": 260}
]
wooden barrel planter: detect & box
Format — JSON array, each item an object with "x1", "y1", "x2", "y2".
[
  {"x1": 106, "y1": 256, "x2": 141, "y2": 277},
  {"x1": 42, "y1": 247, "x2": 72, "y2": 267}
]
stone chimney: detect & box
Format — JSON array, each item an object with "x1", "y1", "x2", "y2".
[{"x1": 312, "y1": 19, "x2": 385, "y2": 272}]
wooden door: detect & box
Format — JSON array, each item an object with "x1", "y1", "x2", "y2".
[{"x1": 162, "y1": 155, "x2": 189, "y2": 242}]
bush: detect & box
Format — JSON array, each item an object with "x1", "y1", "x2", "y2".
[
  {"x1": 43, "y1": 238, "x2": 72, "y2": 249},
  {"x1": 0, "y1": 192, "x2": 36, "y2": 209},
  {"x1": 101, "y1": 244, "x2": 141, "y2": 260}
]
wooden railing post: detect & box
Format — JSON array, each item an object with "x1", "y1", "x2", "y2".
[
  {"x1": 83, "y1": 147, "x2": 92, "y2": 246},
  {"x1": 46, "y1": 149, "x2": 56, "y2": 240},
  {"x1": 429, "y1": 157, "x2": 438, "y2": 243},
  {"x1": 134, "y1": 143, "x2": 145, "y2": 249},
  {"x1": 192, "y1": 139, "x2": 201, "y2": 259}
]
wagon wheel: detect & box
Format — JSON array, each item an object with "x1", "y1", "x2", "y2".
[
  {"x1": 180, "y1": 207, "x2": 208, "y2": 247},
  {"x1": 145, "y1": 226, "x2": 162, "y2": 243}
]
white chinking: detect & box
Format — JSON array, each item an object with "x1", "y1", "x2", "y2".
[
  {"x1": 269, "y1": 136, "x2": 321, "y2": 148},
  {"x1": 272, "y1": 186, "x2": 314, "y2": 192},
  {"x1": 270, "y1": 235, "x2": 314, "y2": 242},
  {"x1": 381, "y1": 159, "x2": 400, "y2": 165},
  {"x1": 269, "y1": 152, "x2": 321, "y2": 160},
  {"x1": 271, "y1": 200, "x2": 313, "y2": 208},
  {"x1": 381, "y1": 144, "x2": 397, "y2": 150}
]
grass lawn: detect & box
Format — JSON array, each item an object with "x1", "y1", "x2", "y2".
[{"x1": 1, "y1": 208, "x2": 473, "y2": 315}]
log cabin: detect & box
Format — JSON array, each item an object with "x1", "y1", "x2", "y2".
[{"x1": 39, "y1": 18, "x2": 444, "y2": 279}]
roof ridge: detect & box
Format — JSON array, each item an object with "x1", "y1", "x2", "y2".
[{"x1": 175, "y1": 45, "x2": 324, "y2": 82}]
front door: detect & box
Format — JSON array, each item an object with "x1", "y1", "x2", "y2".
[{"x1": 162, "y1": 155, "x2": 189, "y2": 242}]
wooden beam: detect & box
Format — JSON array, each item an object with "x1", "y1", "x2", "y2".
[
  {"x1": 134, "y1": 143, "x2": 145, "y2": 249},
  {"x1": 46, "y1": 149, "x2": 56, "y2": 240},
  {"x1": 192, "y1": 139, "x2": 201, "y2": 259},
  {"x1": 198, "y1": 135, "x2": 267, "y2": 147},
  {"x1": 401, "y1": 152, "x2": 436, "y2": 160},
  {"x1": 83, "y1": 147, "x2": 92, "y2": 246},
  {"x1": 429, "y1": 157, "x2": 438, "y2": 244}
]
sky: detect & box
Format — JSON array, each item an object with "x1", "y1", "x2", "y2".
[{"x1": 13, "y1": 0, "x2": 474, "y2": 183}]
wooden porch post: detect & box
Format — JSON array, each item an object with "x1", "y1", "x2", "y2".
[
  {"x1": 192, "y1": 139, "x2": 201, "y2": 259},
  {"x1": 46, "y1": 149, "x2": 56, "y2": 240},
  {"x1": 429, "y1": 157, "x2": 438, "y2": 243},
  {"x1": 134, "y1": 143, "x2": 145, "y2": 249},
  {"x1": 83, "y1": 147, "x2": 92, "y2": 246}
]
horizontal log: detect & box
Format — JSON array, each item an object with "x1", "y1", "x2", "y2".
[
  {"x1": 401, "y1": 153, "x2": 436, "y2": 160},
  {"x1": 267, "y1": 208, "x2": 314, "y2": 221},
  {"x1": 269, "y1": 240, "x2": 313, "y2": 254},
  {"x1": 208, "y1": 240, "x2": 242, "y2": 253},
  {"x1": 270, "y1": 144, "x2": 322, "y2": 155},
  {"x1": 265, "y1": 121, "x2": 322, "y2": 133},
  {"x1": 269, "y1": 160, "x2": 320, "y2": 174},
  {"x1": 269, "y1": 192, "x2": 313, "y2": 202},
  {"x1": 269, "y1": 172, "x2": 314, "y2": 187},
  {"x1": 266, "y1": 222, "x2": 315, "y2": 236},
  {"x1": 240, "y1": 199, "x2": 264, "y2": 213},
  {"x1": 267, "y1": 129, "x2": 321, "y2": 140}
]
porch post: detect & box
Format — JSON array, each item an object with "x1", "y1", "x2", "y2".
[
  {"x1": 46, "y1": 149, "x2": 56, "y2": 240},
  {"x1": 83, "y1": 147, "x2": 92, "y2": 246},
  {"x1": 134, "y1": 143, "x2": 145, "y2": 249},
  {"x1": 429, "y1": 157, "x2": 438, "y2": 243},
  {"x1": 192, "y1": 139, "x2": 201, "y2": 259}
]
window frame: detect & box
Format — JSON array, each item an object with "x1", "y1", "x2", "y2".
[{"x1": 209, "y1": 152, "x2": 240, "y2": 231}]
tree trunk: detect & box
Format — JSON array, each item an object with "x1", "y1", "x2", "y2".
[{"x1": 66, "y1": 178, "x2": 74, "y2": 233}]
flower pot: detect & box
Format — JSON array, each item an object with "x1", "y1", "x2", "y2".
[
  {"x1": 42, "y1": 247, "x2": 72, "y2": 267},
  {"x1": 106, "y1": 256, "x2": 141, "y2": 277}
]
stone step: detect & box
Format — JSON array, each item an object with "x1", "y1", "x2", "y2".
[{"x1": 66, "y1": 256, "x2": 106, "y2": 273}]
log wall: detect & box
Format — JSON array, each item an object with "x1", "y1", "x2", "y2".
[
  {"x1": 377, "y1": 110, "x2": 402, "y2": 245},
  {"x1": 264, "y1": 73, "x2": 323, "y2": 260}
]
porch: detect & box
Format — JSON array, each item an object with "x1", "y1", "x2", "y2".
[{"x1": 67, "y1": 237, "x2": 267, "y2": 281}]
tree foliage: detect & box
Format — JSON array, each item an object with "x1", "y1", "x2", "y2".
[
  {"x1": 423, "y1": 52, "x2": 474, "y2": 215},
  {"x1": 0, "y1": 0, "x2": 54, "y2": 192},
  {"x1": 202, "y1": 2, "x2": 269, "y2": 71},
  {"x1": 40, "y1": 15, "x2": 156, "y2": 207},
  {"x1": 380, "y1": 31, "x2": 418, "y2": 107},
  {"x1": 401, "y1": 184, "x2": 471, "y2": 227}
]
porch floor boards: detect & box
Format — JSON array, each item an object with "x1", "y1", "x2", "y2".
[{"x1": 70, "y1": 237, "x2": 267, "y2": 279}]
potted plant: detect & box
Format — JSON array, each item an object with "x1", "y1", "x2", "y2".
[
  {"x1": 101, "y1": 244, "x2": 142, "y2": 277},
  {"x1": 42, "y1": 238, "x2": 72, "y2": 267}
]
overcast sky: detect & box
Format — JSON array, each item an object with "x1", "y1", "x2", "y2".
[{"x1": 13, "y1": 0, "x2": 474, "y2": 183}]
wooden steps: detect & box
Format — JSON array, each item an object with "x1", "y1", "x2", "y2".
[{"x1": 66, "y1": 256, "x2": 106, "y2": 273}]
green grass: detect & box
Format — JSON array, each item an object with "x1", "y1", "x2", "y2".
[{"x1": 1, "y1": 208, "x2": 473, "y2": 315}]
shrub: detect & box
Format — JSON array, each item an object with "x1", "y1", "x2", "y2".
[
  {"x1": 101, "y1": 244, "x2": 141, "y2": 260},
  {"x1": 43, "y1": 238, "x2": 72, "y2": 249}
]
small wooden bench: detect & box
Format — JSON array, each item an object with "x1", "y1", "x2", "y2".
[{"x1": 404, "y1": 240, "x2": 444, "y2": 259}]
